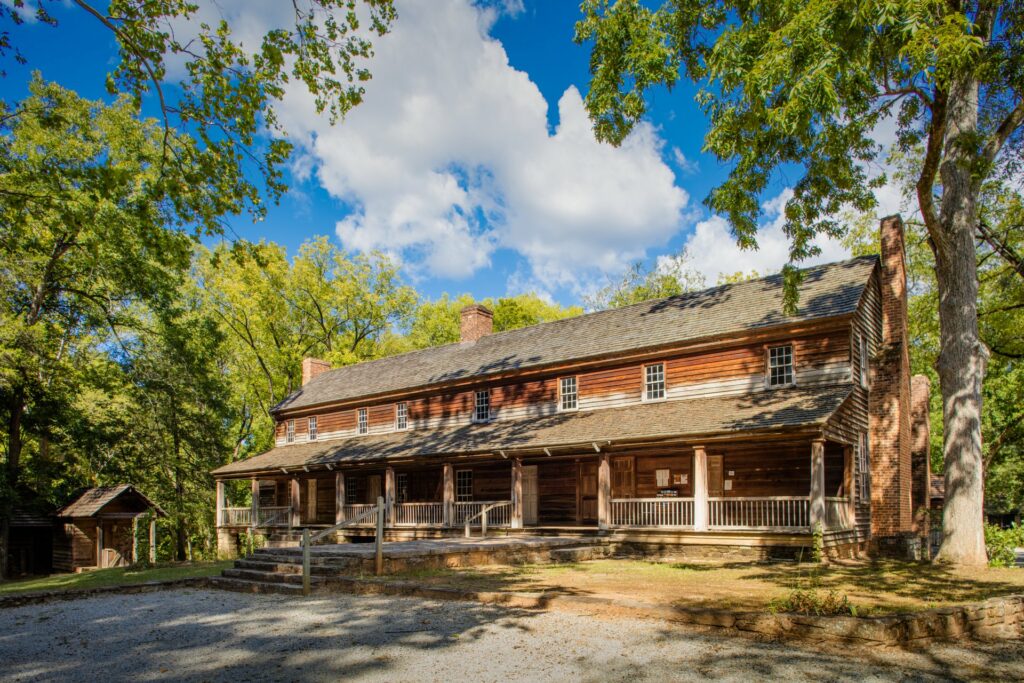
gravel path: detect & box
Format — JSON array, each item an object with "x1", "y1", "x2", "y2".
[{"x1": 1, "y1": 588, "x2": 1021, "y2": 682}]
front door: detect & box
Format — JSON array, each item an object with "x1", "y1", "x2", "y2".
[
  {"x1": 707, "y1": 455, "x2": 724, "y2": 497},
  {"x1": 611, "y1": 457, "x2": 635, "y2": 498},
  {"x1": 578, "y1": 461, "x2": 598, "y2": 524},
  {"x1": 522, "y1": 466, "x2": 538, "y2": 525},
  {"x1": 367, "y1": 475, "x2": 382, "y2": 503}
]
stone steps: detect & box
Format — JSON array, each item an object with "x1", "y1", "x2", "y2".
[
  {"x1": 208, "y1": 576, "x2": 312, "y2": 595},
  {"x1": 221, "y1": 568, "x2": 328, "y2": 585}
]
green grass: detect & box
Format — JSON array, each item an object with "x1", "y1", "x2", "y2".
[{"x1": 0, "y1": 561, "x2": 233, "y2": 596}]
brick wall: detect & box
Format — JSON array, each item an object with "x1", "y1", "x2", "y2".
[{"x1": 460, "y1": 304, "x2": 494, "y2": 343}]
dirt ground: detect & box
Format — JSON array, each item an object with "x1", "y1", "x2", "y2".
[{"x1": 381, "y1": 558, "x2": 1024, "y2": 615}]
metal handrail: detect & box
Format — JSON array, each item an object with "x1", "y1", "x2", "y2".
[
  {"x1": 303, "y1": 500, "x2": 384, "y2": 547},
  {"x1": 463, "y1": 501, "x2": 511, "y2": 538}
]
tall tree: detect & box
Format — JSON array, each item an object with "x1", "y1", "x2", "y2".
[
  {"x1": 577, "y1": 0, "x2": 1024, "y2": 565},
  {"x1": 584, "y1": 249, "x2": 705, "y2": 310}
]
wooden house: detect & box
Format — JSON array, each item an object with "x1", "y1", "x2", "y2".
[
  {"x1": 212, "y1": 216, "x2": 927, "y2": 559},
  {"x1": 54, "y1": 485, "x2": 164, "y2": 572}
]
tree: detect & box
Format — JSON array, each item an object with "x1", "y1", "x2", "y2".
[
  {"x1": 577, "y1": 0, "x2": 1024, "y2": 565},
  {"x1": 584, "y1": 250, "x2": 705, "y2": 309}
]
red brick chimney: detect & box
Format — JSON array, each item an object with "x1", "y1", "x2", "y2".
[
  {"x1": 301, "y1": 357, "x2": 331, "y2": 386},
  {"x1": 460, "y1": 304, "x2": 493, "y2": 343},
  {"x1": 910, "y1": 374, "x2": 932, "y2": 536},
  {"x1": 869, "y1": 215, "x2": 914, "y2": 548}
]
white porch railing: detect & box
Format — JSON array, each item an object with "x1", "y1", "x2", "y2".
[
  {"x1": 392, "y1": 502, "x2": 444, "y2": 526},
  {"x1": 824, "y1": 496, "x2": 853, "y2": 530},
  {"x1": 610, "y1": 498, "x2": 694, "y2": 528},
  {"x1": 342, "y1": 504, "x2": 378, "y2": 526},
  {"x1": 708, "y1": 496, "x2": 810, "y2": 530},
  {"x1": 257, "y1": 506, "x2": 290, "y2": 528},
  {"x1": 453, "y1": 501, "x2": 512, "y2": 527},
  {"x1": 223, "y1": 507, "x2": 251, "y2": 527}
]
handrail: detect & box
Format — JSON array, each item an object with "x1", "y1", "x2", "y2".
[
  {"x1": 303, "y1": 501, "x2": 383, "y2": 547},
  {"x1": 463, "y1": 501, "x2": 511, "y2": 538}
]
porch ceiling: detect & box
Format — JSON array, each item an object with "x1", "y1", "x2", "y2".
[{"x1": 213, "y1": 385, "x2": 854, "y2": 478}]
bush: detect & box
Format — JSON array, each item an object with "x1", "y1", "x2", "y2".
[
  {"x1": 238, "y1": 530, "x2": 266, "y2": 558},
  {"x1": 985, "y1": 523, "x2": 1024, "y2": 568},
  {"x1": 769, "y1": 588, "x2": 856, "y2": 616}
]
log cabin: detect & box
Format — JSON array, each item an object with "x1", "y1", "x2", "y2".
[
  {"x1": 212, "y1": 216, "x2": 927, "y2": 559},
  {"x1": 54, "y1": 485, "x2": 164, "y2": 572}
]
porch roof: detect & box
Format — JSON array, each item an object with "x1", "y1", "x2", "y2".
[{"x1": 214, "y1": 384, "x2": 854, "y2": 477}]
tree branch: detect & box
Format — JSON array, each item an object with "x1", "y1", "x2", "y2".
[{"x1": 977, "y1": 219, "x2": 1024, "y2": 281}]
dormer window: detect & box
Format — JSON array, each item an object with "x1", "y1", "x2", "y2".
[
  {"x1": 643, "y1": 363, "x2": 665, "y2": 401},
  {"x1": 767, "y1": 345, "x2": 795, "y2": 388},
  {"x1": 473, "y1": 390, "x2": 491, "y2": 423},
  {"x1": 357, "y1": 408, "x2": 368, "y2": 435},
  {"x1": 559, "y1": 376, "x2": 578, "y2": 411},
  {"x1": 308, "y1": 416, "x2": 318, "y2": 441},
  {"x1": 286, "y1": 419, "x2": 295, "y2": 443}
]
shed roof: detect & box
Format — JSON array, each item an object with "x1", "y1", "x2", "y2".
[
  {"x1": 273, "y1": 256, "x2": 878, "y2": 414},
  {"x1": 56, "y1": 485, "x2": 166, "y2": 518},
  {"x1": 217, "y1": 384, "x2": 853, "y2": 477}
]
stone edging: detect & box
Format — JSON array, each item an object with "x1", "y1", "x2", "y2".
[{"x1": 0, "y1": 577, "x2": 213, "y2": 609}]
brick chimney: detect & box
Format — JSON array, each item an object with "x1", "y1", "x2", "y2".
[
  {"x1": 869, "y1": 215, "x2": 914, "y2": 549},
  {"x1": 301, "y1": 357, "x2": 331, "y2": 386},
  {"x1": 910, "y1": 374, "x2": 932, "y2": 536},
  {"x1": 460, "y1": 304, "x2": 493, "y2": 343}
]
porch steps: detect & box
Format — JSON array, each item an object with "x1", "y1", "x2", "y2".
[{"x1": 208, "y1": 575, "x2": 314, "y2": 596}]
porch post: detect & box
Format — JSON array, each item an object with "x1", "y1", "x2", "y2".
[
  {"x1": 250, "y1": 478, "x2": 259, "y2": 531},
  {"x1": 693, "y1": 446, "x2": 708, "y2": 531},
  {"x1": 335, "y1": 471, "x2": 346, "y2": 525},
  {"x1": 96, "y1": 522, "x2": 105, "y2": 569},
  {"x1": 132, "y1": 517, "x2": 139, "y2": 565},
  {"x1": 598, "y1": 453, "x2": 611, "y2": 530},
  {"x1": 810, "y1": 438, "x2": 826, "y2": 530},
  {"x1": 385, "y1": 467, "x2": 396, "y2": 526},
  {"x1": 149, "y1": 518, "x2": 157, "y2": 563},
  {"x1": 443, "y1": 463, "x2": 454, "y2": 528},
  {"x1": 844, "y1": 445, "x2": 855, "y2": 524},
  {"x1": 511, "y1": 458, "x2": 523, "y2": 529},
  {"x1": 289, "y1": 476, "x2": 301, "y2": 529},
  {"x1": 215, "y1": 479, "x2": 226, "y2": 528}
]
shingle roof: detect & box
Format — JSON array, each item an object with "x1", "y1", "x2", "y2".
[
  {"x1": 56, "y1": 485, "x2": 166, "y2": 518},
  {"x1": 216, "y1": 384, "x2": 853, "y2": 476},
  {"x1": 274, "y1": 256, "x2": 877, "y2": 414}
]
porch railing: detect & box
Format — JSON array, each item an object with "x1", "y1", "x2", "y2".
[
  {"x1": 257, "y1": 506, "x2": 290, "y2": 528},
  {"x1": 610, "y1": 498, "x2": 694, "y2": 528},
  {"x1": 392, "y1": 502, "x2": 444, "y2": 527},
  {"x1": 453, "y1": 501, "x2": 512, "y2": 527},
  {"x1": 708, "y1": 496, "x2": 810, "y2": 530},
  {"x1": 223, "y1": 507, "x2": 251, "y2": 527},
  {"x1": 342, "y1": 504, "x2": 378, "y2": 526},
  {"x1": 824, "y1": 496, "x2": 853, "y2": 530}
]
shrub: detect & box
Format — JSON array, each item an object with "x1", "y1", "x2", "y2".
[
  {"x1": 769, "y1": 588, "x2": 856, "y2": 616},
  {"x1": 985, "y1": 523, "x2": 1024, "y2": 568},
  {"x1": 811, "y1": 523, "x2": 824, "y2": 563},
  {"x1": 238, "y1": 530, "x2": 266, "y2": 558}
]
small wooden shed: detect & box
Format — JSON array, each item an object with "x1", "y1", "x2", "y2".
[{"x1": 54, "y1": 485, "x2": 165, "y2": 572}]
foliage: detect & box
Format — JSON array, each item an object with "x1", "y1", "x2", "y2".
[
  {"x1": 769, "y1": 588, "x2": 857, "y2": 617},
  {"x1": 584, "y1": 250, "x2": 705, "y2": 309},
  {"x1": 237, "y1": 530, "x2": 266, "y2": 559},
  {"x1": 811, "y1": 523, "x2": 824, "y2": 564},
  {"x1": 984, "y1": 524, "x2": 1024, "y2": 568}
]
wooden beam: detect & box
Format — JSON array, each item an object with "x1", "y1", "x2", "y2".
[
  {"x1": 693, "y1": 446, "x2": 708, "y2": 532},
  {"x1": 215, "y1": 480, "x2": 226, "y2": 529},
  {"x1": 511, "y1": 458, "x2": 523, "y2": 530},
  {"x1": 250, "y1": 478, "x2": 259, "y2": 532},
  {"x1": 289, "y1": 477, "x2": 301, "y2": 529},
  {"x1": 598, "y1": 453, "x2": 611, "y2": 530},
  {"x1": 385, "y1": 467, "x2": 396, "y2": 526},
  {"x1": 335, "y1": 471, "x2": 346, "y2": 526},
  {"x1": 442, "y1": 463, "x2": 454, "y2": 528},
  {"x1": 810, "y1": 439, "x2": 826, "y2": 530}
]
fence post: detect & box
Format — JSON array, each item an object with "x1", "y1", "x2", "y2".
[
  {"x1": 302, "y1": 528, "x2": 311, "y2": 597},
  {"x1": 375, "y1": 496, "x2": 384, "y2": 576}
]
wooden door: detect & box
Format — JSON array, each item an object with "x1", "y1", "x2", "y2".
[
  {"x1": 367, "y1": 475, "x2": 382, "y2": 503},
  {"x1": 522, "y1": 466, "x2": 538, "y2": 525},
  {"x1": 707, "y1": 455, "x2": 724, "y2": 497},
  {"x1": 611, "y1": 457, "x2": 635, "y2": 498},
  {"x1": 578, "y1": 461, "x2": 598, "y2": 524},
  {"x1": 304, "y1": 479, "x2": 318, "y2": 523}
]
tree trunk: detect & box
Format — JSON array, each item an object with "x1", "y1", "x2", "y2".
[
  {"x1": 1, "y1": 388, "x2": 26, "y2": 581},
  {"x1": 934, "y1": 75, "x2": 989, "y2": 566}
]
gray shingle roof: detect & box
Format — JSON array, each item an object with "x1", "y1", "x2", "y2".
[
  {"x1": 216, "y1": 384, "x2": 853, "y2": 476},
  {"x1": 56, "y1": 485, "x2": 166, "y2": 518},
  {"x1": 274, "y1": 256, "x2": 877, "y2": 414}
]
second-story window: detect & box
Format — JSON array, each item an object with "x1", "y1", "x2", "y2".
[
  {"x1": 357, "y1": 408, "x2": 368, "y2": 435},
  {"x1": 474, "y1": 389, "x2": 491, "y2": 423},
  {"x1": 286, "y1": 419, "x2": 295, "y2": 443},
  {"x1": 396, "y1": 402, "x2": 408, "y2": 430},
  {"x1": 644, "y1": 363, "x2": 665, "y2": 401},
  {"x1": 308, "y1": 416, "x2": 318, "y2": 441},
  {"x1": 859, "y1": 333, "x2": 870, "y2": 388},
  {"x1": 456, "y1": 470, "x2": 473, "y2": 502},
  {"x1": 559, "y1": 376, "x2": 578, "y2": 411},
  {"x1": 767, "y1": 344, "x2": 795, "y2": 387}
]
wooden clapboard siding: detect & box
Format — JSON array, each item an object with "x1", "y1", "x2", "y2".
[
  {"x1": 536, "y1": 460, "x2": 577, "y2": 523},
  {"x1": 465, "y1": 463, "x2": 511, "y2": 500},
  {"x1": 706, "y1": 439, "x2": 812, "y2": 498},
  {"x1": 824, "y1": 441, "x2": 846, "y2": 496},
  {"x1": 395, "y1": 466, "x2": 443, "y2": 502},
  {"x1": 52, "y1": 520, "x2": 97, "y2": 572}
]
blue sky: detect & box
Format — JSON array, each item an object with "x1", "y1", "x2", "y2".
[{"x1": 2, "y1": 0, "x2": 863, "y2": 307}]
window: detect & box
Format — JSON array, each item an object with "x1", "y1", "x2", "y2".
[
  {"x1": 859, "y1": 333, "x2": 870, "y2": 388},
  {"x1": 456, "y1": 470, "x2": 473, "y2": 502},
  {"x1": 345, "y1": 479, "x2": 358, "y2": 504},
  {"x1": 396, "y1": 472, "x2": 408, "y2": 503},
  {"x1": 286, "y1": 419, "x2": 295, "y2": 443},
  {"x1": 644, "y1": 363, "x2": 665, "y2": 401},
  {"x1": 357, "y1": 407, "x2": 368, "y2": 435},
  {"x1": 858, "y1": 432, "x2": 871, "y2": 500},
  {"x1": 473, "y1": 389, "x2": 491, "y2": 423},
  {"x1": 559, "y1": 376, "x2": 578, "y2": 411},
  {"x1": 395, "y1": 402, "x2": 408, "y2": 430},
  {"x1": 308, "y1": 416, "x2": 318, "y2": 441},
  {"x1": 767, "y1": 345, "x2": 794, "y2": 387}
]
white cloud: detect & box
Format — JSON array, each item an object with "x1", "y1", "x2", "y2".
[{"x1": 671, "y1": 147, "x2": 699, "y2": 175}]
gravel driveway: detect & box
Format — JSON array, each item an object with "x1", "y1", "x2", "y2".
[{"x1": 1, "y1": 588, "x2": 1021, "y2": 682}]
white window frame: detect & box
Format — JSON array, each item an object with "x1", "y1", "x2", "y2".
[
  {"x1": 859, "y1": 333, "x2": 870, "y2": 388},
  {"x1": 473, "y1": 389, "x2": 491, "y2": 423},
  {"x1": 456, "y1": 469, "x2": 473, "y2": 502},
  {"x1": 308, "y1": 416, "x2": 318, "y2": 441},
  {"x1": 396, "y1": 472, "x2": 408, "y2": 503},
  {"x1": 643, "y1": 363, "x2": 666, "y2": 401},
  {"x1": 559, "y1": 376, "x2": 578, "y2": 411},
  {"x1": 858, "y1": 431, "x2": 871, "y2": 501},
  {"x1": 286, "y1": 419, "x2": 295, "y2": 443},
  {"x1": 357, "y1": 407, "x2": 368, "y2": 435},
  {"x1": 766, "y1": 344, "x2": 795, "y2": 388},
  {"x1": 395, "y1": 402, "x2": 408, "y2": 430}
]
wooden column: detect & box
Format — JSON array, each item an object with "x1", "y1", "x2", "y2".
[
  {"x1": 844, "y1": 445, "x2": 855, "y2": 524},
  {"x1": 597, "y1": 453, "x2": 611, "y2": 530},
  {"x1": 250, "y1": 478, "x2": 259, "y2": 531},
  {"x1": 810, "y1": 438, "x2": 826, "y2": 530},
  {"x1": 693, "y1": 446, "x2": 708, "y2": 532},
  {"x1": 443, "y1": 463, "x2": 454, "y2": 528},
  {"x1": 289, "y1": 476, "x2": 301, "y2": 529},
  {"x1": 96, "y1": 522, "x2": 105, "y2": 568},
  {"x1": 511, "y1": 458, "x2": 523, "y2": 529},
  {"x1": 215, "y1": 480, "x2": 226, "y2": 528},
  {"x1": 149, "y1": 518, "x2": 157, "y2": 563},
  {"x1": 335, "y1": 471, "x2": 346, "y2": 525},
  {"x1": 384, "y1": 466, "x2": 396, "y2": 526},
  {"x1": 132, "y1": 518, "x2": 139, "y2": 565}
]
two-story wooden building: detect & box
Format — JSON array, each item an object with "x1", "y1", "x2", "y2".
[{"x1": 212, "y1": 216, "x2": 925, "y2": 558}]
